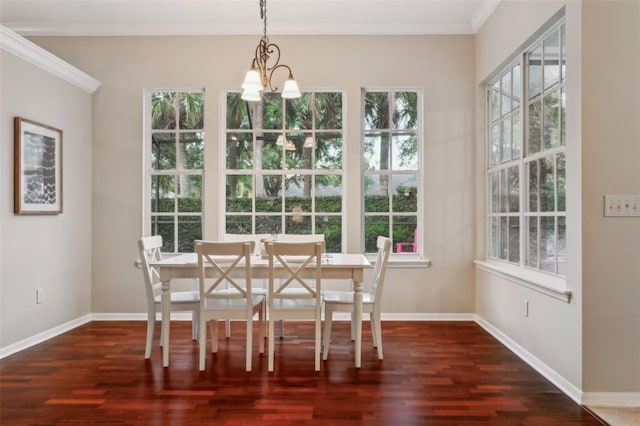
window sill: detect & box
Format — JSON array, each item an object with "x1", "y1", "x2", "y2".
[
  {"x1": 367, "y1": 254, "x2": 432, "y2": 268},
  {"x1": 474, "y1": 260, "x2": 572, "y2": 303}
]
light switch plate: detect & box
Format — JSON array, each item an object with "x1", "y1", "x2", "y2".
[{"x1": 604, "y1": 195, "x2": 640, "y2": 217}]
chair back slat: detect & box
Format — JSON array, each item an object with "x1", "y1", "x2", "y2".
[
  {"x1": 369, "y1": 236, "x2": 392, "y2": 301},
  {"x1": 266, "y1": 241, "x2": 324, "y2": 299},
  {"x1": 195, "y1": 241, "x2": 255, "y2": 300}
]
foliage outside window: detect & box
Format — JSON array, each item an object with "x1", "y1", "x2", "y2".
[
  {"x1": 487, "y1": 21, "x2": 566, "y2": 276},
  {"x1": 145, "y1": 89, "x2": 204, "y2": 253},
  {"x1": 363, "y1": 89, "x2": 420, "y2": 254},
  {"x1": 224, "y1": 91, "x2": 344, "y2": 253}
]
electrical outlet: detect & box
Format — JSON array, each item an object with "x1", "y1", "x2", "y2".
[
  {"x1": 36, "y1": 288, "x2": 44, "y2": 304},
  {"x1": 604, "y1": 195, "x2": 640, "y2": 217},
  {"x1": 523, "y1": 299, "x2": 529, "y2": 317}
]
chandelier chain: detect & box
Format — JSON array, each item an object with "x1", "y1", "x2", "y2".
[{"x1": 260, "y1": 0, "x2": 267, "y2": 39}]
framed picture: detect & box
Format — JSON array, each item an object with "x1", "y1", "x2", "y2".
[{"x1": 14, "y1": 117, "x2": 63, "y2": 215}]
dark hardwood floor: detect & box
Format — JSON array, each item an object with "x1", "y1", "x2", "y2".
[{"x1": 1, "y1": 321, "x2": 605, "y2": 425}]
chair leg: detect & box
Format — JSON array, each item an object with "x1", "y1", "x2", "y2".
[
  {"x1": 372, "y1": 311, "x2": 383, "y2": 360},
  {"x1": 268, "y1": 317, "x2": 275, "y2": 372},
  {"x1": 211, "y1": 320, "x2": 218, "y2": 353},
  {"x1": 315, "y1": 313, "x2": 321, "y2": 371},
  {"x1": 225, "y1": 319, "x2": 231, "y2": 338},
  {"x1": 198, "y1": 312, "x2": 207, "y2": 371},
  {"x1": 279, "y1": 319, "x2": 285, "y2": 339},
  {"x1": 258, "y1": 301, "x2": 265, "y2": 354},
  {"x1": 192, "y1": 310, "x2": 199, "y2": 340},
  {"x1": 369, "y1": 312, "x2": 377, "y2": 347},
  {"x1": 246, "y1": 317, "x2": 253, "y2": 372},
  {"x1": 145, "y1": 310, "x2": 155, "y2": 359},
  {"x1": 322, "y1": 305, "x2": 333, "y2": 360}
]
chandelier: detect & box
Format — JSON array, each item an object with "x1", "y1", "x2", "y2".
[{"x1": 241, "y1": 0, "x2": 301, "y2": 101}]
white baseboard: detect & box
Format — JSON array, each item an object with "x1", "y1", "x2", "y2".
[
  {"x1": 582, "y1": 392, "x2": 640, "y2": 407},
  {"x1": 0, "y1": 314, "x2": 92, "y2": 359},
  {"x1": 475, "y1": 315, "x2": 584, "y2": 405}
]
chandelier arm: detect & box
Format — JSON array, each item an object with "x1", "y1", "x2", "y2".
[{"x1": 267, "y1": 64, "x2": 294, "y2": 92}]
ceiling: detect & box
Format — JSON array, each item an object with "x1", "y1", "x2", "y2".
[{"x1": 0, "y1": 0, "x2": 500, "y2": 36}]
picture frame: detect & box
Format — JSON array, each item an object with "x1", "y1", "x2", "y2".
[{"x1": 14, "y1": 117, "x2": 63, "y2": 215}]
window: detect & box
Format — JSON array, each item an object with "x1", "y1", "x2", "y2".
[
  {"x1": 223, "y1": 91, "x2": 344, "y2": 253},
  {"x1": 363, "y1": 89, "x2": 421, "y2": 254},
  {"x1": 487, "y1": 21, "x2": 566, "y2": 276},
  {"x1": 144, "y1": 89, "x2": 204, "y2": 253}
]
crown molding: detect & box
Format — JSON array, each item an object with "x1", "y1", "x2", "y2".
[
  {"x1": 470, "y1": 0, "x2": 501, "y2": 33},
  {"x1": 0, "y1": 25, "x2": 101, "y2": 93}
]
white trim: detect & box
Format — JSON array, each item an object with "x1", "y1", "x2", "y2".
[
  {"x1": 475, "y1": 260, "x2": 572, "y2": 302},
  {"x1": 0, "y1": 25, "x2": 101, "y2": 93},
  {"x1": 475, "y1": 315, "x2": 583, "y2": 405},
  {"x1": 582, "y1": 393, "x2": 640, "y2": 408},
  {"x1": 0, "y1": 314, "x2": 92, "y2": 359}
]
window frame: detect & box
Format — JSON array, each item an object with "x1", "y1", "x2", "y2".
[
  {"x1": 485, "y1": 20, "x2": 566, "y2": 280},
  {"x1": 142, "y1": 88, "x2": 205, "y2": 253},
  {"x1": 361, "y1": 88, "x2": 424, "y2": 259}
]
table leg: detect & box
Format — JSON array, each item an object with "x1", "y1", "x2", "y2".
[
  {"x1": 161, "y1": 279, "x2": 170, "y2": 367},
  {"x1": 353, "y1": 278, "x2": 363, "y2": 368}
]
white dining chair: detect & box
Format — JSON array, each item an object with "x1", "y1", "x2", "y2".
[
  {"x1": 266, "y1": 240, "x2": 324, "y2": 372},
  {"x1": 137, "y1": 235, "x2": 200, "y2": 359},
  {"x1": 274, "y1": 234, "x2": 325, "y2": 338},
  {"x1": 322, "y1": 236, "x2": 391, "y2": 360},
  {"x1": 195, "y1": 240, "x2": 266, "y2": 371}
]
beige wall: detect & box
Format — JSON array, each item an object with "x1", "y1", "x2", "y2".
[
  {"x1": 0, "y1": 50, "x2": 93, "y2": 347},
  {"x1": 28, "y1": 34, "x2": 476, "y2": 317},
  {"x1": 581, "y1": 0, "x2": 640, "y2": 394}
]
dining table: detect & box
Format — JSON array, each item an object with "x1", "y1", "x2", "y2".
[{"x1": 150, "y1": 252, "x2": 372, "y2": 369}]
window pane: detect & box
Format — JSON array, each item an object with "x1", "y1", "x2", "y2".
[
  {"x1": 490, "y1": 217, "x2": 499, "y2": 258},
  {"x1": 543, "y1": 29, "x2": 560, "y2": 90},
  {"x1": 490, "y1": 172, "x2": 499, "y2": 213},
  {"x1": 179, "y1": 132, "x2": 204, "y2": 170},
  {"x1": 286, "y1": 93, "x2": 312, "y2": 130},
  {"x1": 526, "y1": 216, "x2": 538, "y2": 268},
  {"x1": 365, "y1": 215, "x2": 389, "y2": 253},
  {"x1": 151, "y1": 175, "x2": 174, "y2": 213},
  {"x1": 501, "y1": 72, "x2": 512, "y2": 116},
  {"x1": 226, "y1": 175, "x2": 252, "y2": 212},
  {"x1": 261, "y1": 92, "x2": 282, "y2": 130},
  {"x1": 151, "y1": 133, "x2": 176, "y2": 170},
  {"x1": 177, "y1": 175, "x2": 201, "y2": 212},
  {"x1": 392, "y1": 174, "x2": 417, "y2": 213},
  {"x1": 284, "y1": 213, "x2": 311, "y2": 234},
  {"x1": 316, "y1": 175, "x2": 342, "y2": 212},
  {"x1": 490, "y1": 124, "x2": 500, "y2": 166},
  {"x1": 153, "y1": 215, "x2": 175, "y2": 252},
  {"x1": 316, "y1": 215, "x2": 342, "y2": 253},
  {"x1": 364, "y1": 92, "x2": 389, "y2": 130},
  {"x1": 256, "y1": 175, "x2": 282, "y2": 212},
  {"x1": 539, "y1": 216, "x2": 555, "y2": 273},
  {"x1": 540, "y1": 156, "x2": 555, "y2": 211},
  {"x1": 561, "y1": 24, "x2": 566, "y2": 82},
  {"x1": 364, "y1": 133, "x2": 390, "y2": 170},
  {"x1": 500, "y1": 216, "x2": 508, "y2": 259},
  {"x1": 527, "y1": 161, "x2": 538, "y2": 212},
  {"x1": 177, "y1": 215, "x2": 201, "y2": 252},
  {"x1": 392, "y1": 134, "x2": 418, "y2": 170},
  {"x1": 501, "y1": 117, "x2": 511, "y2": 163},
  {"x1": 226, "y1": 132, "x2": 253, "y2": 170},
  {"x1": 178, "y1": 92, "x2": 204, "y2": 130},
  {"x1": 528, "y1": 100, "x2": 542, "y2": 154},
  {"x1": 316, "y1": 92, "x2": 343, "y2": 129},
  {"x1": 557, "y1": 216, "x2": 566, "y2": 275},
  {"x1": 508, "y1": 217, "x2": 520, "y2": 263},
  {"x1": 256, "y1": 215, "x2": 281, "y2": 234},
  {"x1": 226, "y1": 215, "x2": 252, "y2": 234},
  {"x1": 151, "y1": 92, "x2": 176, "y2": 130},
  {"x1": 491, "y1": 81, "x2": 500, "y2": 123},
  {"x1": 393, "y1": 216, "x2": 417, "y2": 253},
  {"x1": 364, "y1": 175, "x2": 390, "y2": 212},
  {"x1": 500, "y1": 169, "x2": 508, "y2": 213},
  {"x1": 512, "y1": 112, "x2": 521, "y2": 159},
  {"x1": 261, "y1": 135, "x2": 283, "y2": 170},
  {"x1": 393, "y1": 92, "x2": 418, "y2": 130},
  {"x1": 543, "y1": 90, "x2": 561, "y2": 149},
  {"x1": 512, "y1": 64, "x2": 521, "y2": 109},
  {"x1": 226, "y1": 93, "x2": 251, "y2": 129},
  {"x1": 557, "y1": 153, "x2": 566, "y2": 211},
  {"x1": 508, "y1": 166, "x2": 519, "y2": 212},
  {"x1": 284, "y1": 174, "x2": 312, "y2": 212},
  {"x1": 528, "y1": 46, "x2": 542, "y2": 100},
  {"x1": 284, "y1": 134, "x2": 308, "y2": 170},
  {"x1": 316, "y1": 134, "x2": 342, "y2": 170},
  {"x1": 560, "y1": 88, "x2": 566, "y2": 146}
]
